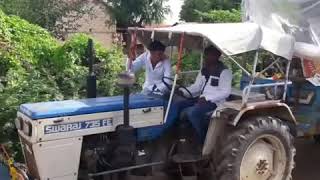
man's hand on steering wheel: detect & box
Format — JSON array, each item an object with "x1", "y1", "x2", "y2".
[
  {"x1": 197, "y1": 97, "x2": 207, "y2": 105},
  {"x1": 176, "y1": 88, "x2": 186, "y2": 97},
  {"x1": 162, "y1": 76, "x2": 194, "y2": 100}
]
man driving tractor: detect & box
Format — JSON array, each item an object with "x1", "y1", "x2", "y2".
[{"x1": 179, "y1": 45, "x2": 233, "y2": 142}]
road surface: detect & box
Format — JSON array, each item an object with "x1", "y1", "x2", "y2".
[{"x1": 293, "y1": 138, "x2": 320, "y2": 180}]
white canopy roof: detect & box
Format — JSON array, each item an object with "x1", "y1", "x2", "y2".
[{"x1": 129, "y1": 23, "x2": 295, "y2": 59}]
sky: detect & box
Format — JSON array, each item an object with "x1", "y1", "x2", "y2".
[{"x1": 164, "y1": 0, "x2": 184, "y2": 25}]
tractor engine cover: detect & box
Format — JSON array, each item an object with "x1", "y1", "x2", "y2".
[{"x1": 16, "y1": 94, "x2": 164, "y2": 180}]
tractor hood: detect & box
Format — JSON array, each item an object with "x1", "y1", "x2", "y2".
[{"x1": 19, "y1": 94, "x2": 164, "y2": 120}]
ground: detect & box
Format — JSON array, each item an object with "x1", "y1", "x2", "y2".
[{"x1": 293, "y1": 138, "x2": 320, "y2": 180}]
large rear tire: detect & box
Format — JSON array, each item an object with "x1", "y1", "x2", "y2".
[{"x1": 216, "y1": 116, "x2": 295, "y2": 180}]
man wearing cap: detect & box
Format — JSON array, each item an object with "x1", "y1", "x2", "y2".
[
  {"x1": 127, "y1": 40, "x2": 172, "y2": 96},
  {"x1": 179, "y1": 45, "x2": 233, "y2": 142}
]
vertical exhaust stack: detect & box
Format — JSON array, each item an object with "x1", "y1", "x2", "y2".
[
  {"x1": 117, "y1": 72, "x2": 136, "y2": 127},
  {"x1": 109, "y1": 71, "x2": 137, "y2": 169},
  {"x1": 86, "y1": 38, "x2": 97, "y2": 98}
]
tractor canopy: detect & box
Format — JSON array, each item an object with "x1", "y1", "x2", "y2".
[{"x1": 129, "y1": 22, "x2": 295, "y2": 60}]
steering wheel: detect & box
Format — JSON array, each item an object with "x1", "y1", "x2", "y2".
[{"x1": 162, "y1": 77, "x2": 194, "y2": 99}]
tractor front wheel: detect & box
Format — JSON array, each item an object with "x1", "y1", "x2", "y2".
[{"x1": 216, "y1": 116, "x2": 295, "y2": 180}]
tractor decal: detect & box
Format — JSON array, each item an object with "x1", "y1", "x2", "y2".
[{"x1": 44, "y1": 118, "x2": 113, "y2": 134}]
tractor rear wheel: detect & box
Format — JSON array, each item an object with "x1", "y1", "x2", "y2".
[{"x1": 216, "y1": 116, "x2": 295, "y2": 180}]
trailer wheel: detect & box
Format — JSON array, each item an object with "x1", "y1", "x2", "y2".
[{"x1": 216, "y1": 116, "x2": 295, "y2": 180}]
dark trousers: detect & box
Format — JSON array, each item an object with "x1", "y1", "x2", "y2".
[{"x1": 173, "y1": 97, "x2": 217, "y2": 143}]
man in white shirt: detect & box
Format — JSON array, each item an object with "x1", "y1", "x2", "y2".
[
  {"x1": 128, "y1": 40, "x2": 172, "y2": 96},
  {"x1": 179, "y1": 45, "x2": 233, "y2": 142}
]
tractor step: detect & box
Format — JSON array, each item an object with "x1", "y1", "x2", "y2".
[
  {"x1": 127, "y1": 172, "x2": 169, "y2": 180},
  {"x1": 88, "y1": 161, "x2": 165, "y2": 178},
  {"x1": 171, "y1": 153, "x2": 202, "y2": 163}
]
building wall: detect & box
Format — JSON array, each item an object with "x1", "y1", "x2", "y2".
[{"x1": 66, "y1": 0, "x2": 116, "y2": 48}]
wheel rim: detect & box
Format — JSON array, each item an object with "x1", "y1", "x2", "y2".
[{"x1": 240, "y1": 135, "x2": 287, "y2": 180}]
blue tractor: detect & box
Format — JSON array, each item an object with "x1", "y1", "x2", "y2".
[{"x1": 16, "y1": 22, "x2": 320, "y2": 180}]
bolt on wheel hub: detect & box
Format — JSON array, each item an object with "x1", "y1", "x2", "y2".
[
  {"x1": 240, "y1": 135, "x2": 287, "y2": 180},
  {"x1": 256, "y1": 159, "x2": 269, "y2": 175}
]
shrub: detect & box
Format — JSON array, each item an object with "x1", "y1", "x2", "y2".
[
  {"x1": 195, "y1": 9, "x2": 241, "y2": 23},
  {"x1": 0, "y1": 10, "x2": 125, "y2": 160}
]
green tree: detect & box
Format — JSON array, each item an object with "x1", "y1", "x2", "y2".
[
  {"x1": 101, "y1": 0, "x2": 170, "y2": 28},
  {"x1": 0, "y1": 0, "x2": 91, "y2": 38},
  {"x1": 179, "y1": 0, "x2": 242, "y2": 88},
  {"x1": 195, "y1": 9, "x2": 241, "y2": 23},
  {"x1": 180, "y1": 0, "x2": 211, "y2": 22},
  {"x1": 101, "y1": 0, "x2": 170, "y2": 53},
  {"x1": 180, "y1": 0, "x2": 241, "y2": 22}
]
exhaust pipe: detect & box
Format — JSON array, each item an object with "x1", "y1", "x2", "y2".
[{"x1": 86, "y1": 38, "x2": 97, "y2": 98}]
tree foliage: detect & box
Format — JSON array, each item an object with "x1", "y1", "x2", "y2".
[
  {"x1": 178, "y1": 0, "x2": 242, "y2": 87},
  {"x1": 101, "y1": 0, "x2": 170, "y2": 28},
  {"x1": 180, "y1": 0, "x2": 241, "y2": 22},
  {"x1": 0, "y1": 0, "x2": 91, "y2": 38},
  {"x1": 195, "y1": 9, "x2": 241, "y2": 23},
  {"x1": 180, "y1": 0, "x2": 211, "y2": 22},
  {"x1": 0, "y1": 10, "x2": 124, "y2": 159}
]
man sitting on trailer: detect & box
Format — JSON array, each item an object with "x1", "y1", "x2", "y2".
[
  {"x1": 179, "y1": 45, "x2": 233, "y2": 142},
  {"x1": 127, "y1": 40, "x2": 172, "y2": 96}
]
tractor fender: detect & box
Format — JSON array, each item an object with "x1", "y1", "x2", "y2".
[
  {"x1": 202, "y1": 101, "x2": 296, "y2": 156},
  {"x1": 230, "y1": 102, "x2": 296, "y2": 126}
]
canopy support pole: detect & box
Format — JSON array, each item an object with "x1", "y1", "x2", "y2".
[
  {"x1": 164, "y1": 33, "x2": 185, "y2": 123},
  {"x1": 255, "y1": 57, "x2": 281, "y2": 78},
  {"x1": 200, "y1": 37, "x2": 206, "y2": 69},
  {"x1": 283, "y1": 60, "x2": 292, "y2": 101},
  {"x1": 227, "y1": 56, "x2": 251, "y2": 76},
  {"x1": 128, "y1": 29, "x2": 137, "y2": 71},
  {"x1": 243, "y1": 51, "x2": 259, "y2": 105}
]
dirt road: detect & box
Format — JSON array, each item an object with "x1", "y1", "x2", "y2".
[{"x1": 293, "y1": 138, "x2": 320, "y2": 180}]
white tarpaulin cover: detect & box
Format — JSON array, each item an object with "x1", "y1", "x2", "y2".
[
  {"x1": 129, "y1": 23, "x2": 295, "y2": 59},
  {"x1": 261, "y1": 27, "x2": 295, "y2": 60},
  {"x1": 294, "y1": 42, "x2": 320, "y2": 61},
  {"x1": 242, "y1": 0, "x2": 320, "y2": 60}
]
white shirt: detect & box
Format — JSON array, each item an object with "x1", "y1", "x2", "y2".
[
  {"x1": 185, "y1": 67, "x2": 232, "y2": 105},
  {"x1": 127, "y1": 51, "x2": 172, "y2": 93}
]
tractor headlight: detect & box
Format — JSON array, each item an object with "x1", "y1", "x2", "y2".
[
  {"x1": 15, "y1": 117, "x2": 23, "y2": 130},
  {"x1": 15, "y1": 117, "x2": 32, "y2": 136},
  {"x1": 22, "y1": 122, "x2": 32, "y2": 137},
  {"x1": 15, "y1": 117, "x2": 21, "y2": 130}
]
